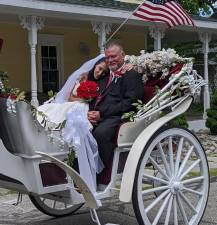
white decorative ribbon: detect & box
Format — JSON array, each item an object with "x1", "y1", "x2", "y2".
[{"x1": 63, "y1": 102, "x2": 104, "y2": 193}]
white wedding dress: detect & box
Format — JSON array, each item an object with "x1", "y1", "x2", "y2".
[{"x1": 36, "y1": 54, "x2": 105, "y2": 193}]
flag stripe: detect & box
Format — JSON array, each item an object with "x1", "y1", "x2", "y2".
[
  {"x1": 140, "y1": 1, "x2": 182, "y2": 25},
  {"x1": 168, "y1": 1, "x2": 188, "y2": 24},
  {"x1": 133, "y1": 0, "x2": 195, "y2": 28},
  {"x1": 137, "y1": 7, "x2": 176, "y2": 26},
  {"x1": 174, "y1": 2, "x2": 195, "y2": 26},
  {"x1": 163, "y1": 2, "x2": 185, "y2": 25},
  {"x1": 169, "y1": 1, "x2": 194, "y2": 25},
  {"x1": 133, "y1": 12, "x2": 173, "y2": 27},
  {"x1": 138, "y1": 3, "x2": 178, "y2": 26}
]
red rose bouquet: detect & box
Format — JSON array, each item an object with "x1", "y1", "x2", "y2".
[{"x1": 76, "y1": 80, "x2": 99, "y2": 101}]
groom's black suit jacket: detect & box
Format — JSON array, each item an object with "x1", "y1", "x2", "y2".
[
  {"x1": 89, "y1": 69, "x2": 144, "y2": 166},
  {"x1": 90, "y1": 69, "x2": 144, "y2": 118}
]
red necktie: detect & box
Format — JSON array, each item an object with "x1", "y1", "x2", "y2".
[
  {"x1": 106, "y1": 73, "x2": 113, "y2": 88},
  {"x1": 94, "y1": 73, "x2": 113, "y2": 108}
]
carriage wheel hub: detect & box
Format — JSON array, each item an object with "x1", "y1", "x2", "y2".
[{"x1": 170, "y1": 181, "x2": 183, "y2": 194}]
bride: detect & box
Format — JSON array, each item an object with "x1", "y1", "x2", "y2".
[{"x1": 37, "y1": 54, "x2": 108, "y2": 193}]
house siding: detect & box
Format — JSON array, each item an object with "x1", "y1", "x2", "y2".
[{"x1": 0, "y1": 20, "x2": 145, "y2": 92}]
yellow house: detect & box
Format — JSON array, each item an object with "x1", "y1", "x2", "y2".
[{"x1": 0, "y1": 0, "x2": 217, "y2": 119}]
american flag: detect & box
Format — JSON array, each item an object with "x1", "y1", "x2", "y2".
[{"x1": 133, "y1": 0, "x2": 195, "y2": 28}]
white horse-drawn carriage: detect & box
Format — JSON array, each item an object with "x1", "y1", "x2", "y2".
[{"x1": 0, "y1": 61, "x2": 209, "y2": 225}]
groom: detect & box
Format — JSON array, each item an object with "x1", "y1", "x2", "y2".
[{"x1": 88, "y1": 42, "x2": 144, "y2": 183}]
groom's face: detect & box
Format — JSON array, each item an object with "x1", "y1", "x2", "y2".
[{"x1": 105, "y1": 45, "x2": 125, "y2": 72}]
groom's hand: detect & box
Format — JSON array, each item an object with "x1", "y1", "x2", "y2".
[{"x1": 88, "y1": 111, "x2": 101, "y2": 124}]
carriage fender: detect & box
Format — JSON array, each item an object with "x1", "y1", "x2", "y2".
[{"x1": 119, "y1": 96, "x2": 193, "y2": 202}]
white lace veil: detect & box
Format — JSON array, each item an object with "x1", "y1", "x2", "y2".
[{"x1": 54, "y1": 54, "x2": 105, "y2": 103}]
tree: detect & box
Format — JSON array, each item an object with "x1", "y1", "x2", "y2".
[{"x1": 178, "y1": 0, "x2": 216, "y2": 15}]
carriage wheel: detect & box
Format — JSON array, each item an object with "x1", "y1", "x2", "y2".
[
  {"x1": 29, "y1": 193, "x2": 83, "y2": 217},
  {"x1": 132, "y1": 127, "x2": 209, "y2": 225}
]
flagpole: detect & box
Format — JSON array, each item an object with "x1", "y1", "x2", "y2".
[{"x1": 105, "y1": 1, "x2": 145, "y2": 45}]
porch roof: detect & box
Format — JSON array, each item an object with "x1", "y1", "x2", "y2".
[
  {"x1": 40, "y1": 0, "x2": 137, "y2": 11},
  {"x1": 0, "y1": 0, "x2": 217, "y2": 31}
]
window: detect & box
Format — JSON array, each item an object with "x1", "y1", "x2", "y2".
[
  {"x1": 38, "y1": 35, "x2": 64, "y2": 94},
  {"x1": 41, "y1": 46, "x2": 59, "y2": 93}
]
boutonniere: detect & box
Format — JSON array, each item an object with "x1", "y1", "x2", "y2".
[{"x1": 113, "y1": 70, "x2": 124, "y2": 83}]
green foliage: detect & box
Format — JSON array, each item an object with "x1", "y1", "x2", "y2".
[
  {"x1": 206, "y1": 90, "x2": 217, "y2": 134},
  {"x1": 169, "y1": 115, "x2": 189, "y2": 129},
  {"x1": 66, "y1": 150, "x2": 75, "y2": 168},
  {"x1": 122, "y1": 99, "x2": 144, "y2": 121},
  {"x1": 179, "y1": 0, "x2": 215, "y2": 15},
  {"x1": 48, "y1": 90, "x2": 54, "y2": 98},
  {"x1": 0, "y1": 71, "x2": 25, "y2": 100},
  {"x1": 47, "y1": 90, "x2": 57, "y2": 99},
  {"x1": 0, "y1": 71, "x2": 10, "y2": 92}
]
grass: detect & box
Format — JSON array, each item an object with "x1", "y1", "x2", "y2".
[
  {"x1": 186, "y1": 168, "x2": 217, "y2": 178},
  {"x1": 209, "y1": 168, "x2": 217, "y2": 177},
  {"x1": 0, "y1": 190, "x2": 17, "y2": 197},
  {"x1": 208, "y1": 152, "x2": 217, "y2": 158}
]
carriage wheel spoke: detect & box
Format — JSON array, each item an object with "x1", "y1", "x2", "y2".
[
  {"x1": 149, "y1": 156, "x2": 169, "y2": 180},
  {"x1": 177, "y1": 194, "x2": 189, "y2": 225},
  {"x1": 152, "y1": 193, "x2": 171, "y2": 225},
  {"x1": 143, "y1": 174, "x2": 169, "y2": 185},
  {"x1": 173, "y1": 195, "x2": 178, "y2": 225},
  {"x1": 168, "y1": 137, "x2": 175, "y2": 175},
  {"x1": 133, "y1": 128, "x2": 209, "y2": 225},
  {"x1": 52, "y1": 200, "x2": 57, "y2": 209},
  {"x1": 179, "y1": 191, "x2": 198, "y2": 214},
  {"x1": 177, "y1": 146, "x2": 194, "y2": 177},
  {"x1": 180, "y1": 159, "x2": 201, "y2": 180},
  {"x1": 182, "y1": 186, "x2": 203, "y2": 196},
  {"x1": 165, "y1": 194, "x2": 173, "y2": 225},
  {"x1": 142, "y1": 185, "x2": 169, "y2": 196},
  {"x1": 145, "y1": 189, "x2": 170, "y2": 213},
  {"x1": 158, "y1": 143, "x2": 171, "y2": 176},
  {"x1": 175, "y1": 137, "x2": 184, "y2": 175},
  {"x1": 182, "y1": 176, "x2": 204, "y2": 185}
]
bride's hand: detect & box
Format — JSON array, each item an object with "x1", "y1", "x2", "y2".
[
  {"x1": 121, "y1": 63, "x2": 134, "y2": 74},
  {"x1": 88, "y1": 111, "x2": 101, "y2": 124},
  {"x1": 68, "y1": 95, "x2": 81, "y2": 102}
]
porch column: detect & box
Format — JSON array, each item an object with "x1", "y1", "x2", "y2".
[
  {"x1": 92, "y1": 22, "x2": 112, "y2": 54},
  {"x1": 149, "y1": 26, "x2": 165, "y2": 51},
  {"x1": 20, "y1": 15, "x2": 44, "y2": 107},
  {"x1": 199, "y1": 32, "x2": 211, "y2": 119}
]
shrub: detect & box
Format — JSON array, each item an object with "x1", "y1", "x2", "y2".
[
  {"x1": 169, "y1": 114, "x2": 189, "y2": 129},
  {"x1": 206, "y1": 90, "x2": 217, "y2": 135}
]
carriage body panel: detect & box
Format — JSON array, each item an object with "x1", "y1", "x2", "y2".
[
  {"x1": 117, "y1": 112, "x2": 159, "y2": 147},
  {"x1": 0, "y1": 98, "x2": 68, "y2": 156},
  {"x1": 0, "y1": 98, "x2": 70, "y2": 195},
  {"x1": 119, "y1": 96, "x2": 193, "y2": 202}
]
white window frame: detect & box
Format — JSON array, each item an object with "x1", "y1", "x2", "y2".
[{"x1": 37, "y1": 34, "x2": 64, "y2": 92}]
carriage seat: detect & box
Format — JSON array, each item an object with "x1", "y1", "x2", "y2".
[
  {"x1": 117, "y1": 63, "x2": 183, "y2": 148},
  {"x1": 0, "y1": 98, "x2": 68, "y2": 156}
]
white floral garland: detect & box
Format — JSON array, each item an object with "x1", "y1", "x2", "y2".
[
  {"x1": 125, "y1": 48, "x2": 192, "y2": 83},
  {"x1": 123, "y1": 49, "x2": 206, "y2": 121}
]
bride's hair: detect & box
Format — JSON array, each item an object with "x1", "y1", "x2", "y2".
[
  {"x1": 54, "y1": 54, "x2": 105, "y2": 103},
  {"x1": 88, "y1": 57, "x2": 109, "y2": 81}
]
